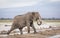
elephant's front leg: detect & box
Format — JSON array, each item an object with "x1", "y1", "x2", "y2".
[
  {"x1": 19, "y1": 28, "x2": 23, "y2": 34},
  {"x1": 30, "y1": 22, "x2": 37, "y2": 33}
]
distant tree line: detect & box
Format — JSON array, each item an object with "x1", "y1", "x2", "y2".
[
  {"x1": 42, "y1": 18, "x2": 60, "y2": 20},
  {"x1": 0, "y1": 18, "x2": 60, "y2": 20},
  {"x1": 0, "y1": 18, "x2": 13, "y2": 20}
]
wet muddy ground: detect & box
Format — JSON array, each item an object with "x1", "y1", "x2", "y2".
[{"x1": 0, "y1": 28, "x2": 60, "y2": 38}]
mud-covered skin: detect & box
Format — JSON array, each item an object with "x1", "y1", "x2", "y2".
[{"x1": 7, "y1": 12, "x2": 42, "y2": 35}]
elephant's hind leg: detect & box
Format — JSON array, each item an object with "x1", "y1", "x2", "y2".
[{"x1": 7, "y1": 26, "x2": 16, "y2": 35}]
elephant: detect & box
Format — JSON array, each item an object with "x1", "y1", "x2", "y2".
[{"x1": 7, "y1": 12, "x2": 42, "y2": 35}]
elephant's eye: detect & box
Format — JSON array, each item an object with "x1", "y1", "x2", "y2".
[{"x1": 36, "y1": 18, "x2": 39, "y2": 20}]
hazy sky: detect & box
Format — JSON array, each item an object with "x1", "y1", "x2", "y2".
[{"x1": 0, "y1": 0, "x2": 60, "y2": 18}]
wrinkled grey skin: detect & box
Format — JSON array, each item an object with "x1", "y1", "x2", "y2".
[{"x1": 7, "y1": 12, "x2": 42, "y2": 35}]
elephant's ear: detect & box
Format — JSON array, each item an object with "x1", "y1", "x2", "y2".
[{"x1": 32, "y1": 12, "x2": 35, "y2": 16}]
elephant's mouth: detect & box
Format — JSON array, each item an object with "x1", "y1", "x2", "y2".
[{"x1": 37, "y1": 20, "x2": 42, "y2": 25}]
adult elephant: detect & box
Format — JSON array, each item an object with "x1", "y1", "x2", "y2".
[{"x1": 7, "y1": 12, "x2": 42, "y2": 35}]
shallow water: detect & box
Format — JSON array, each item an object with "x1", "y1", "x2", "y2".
[
  {"x1": 0, "y1": 22, "x2": 60, "y2": 31},
  {"x1": 0, "y1": 23, "x2": 11, "y2": 31}
]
